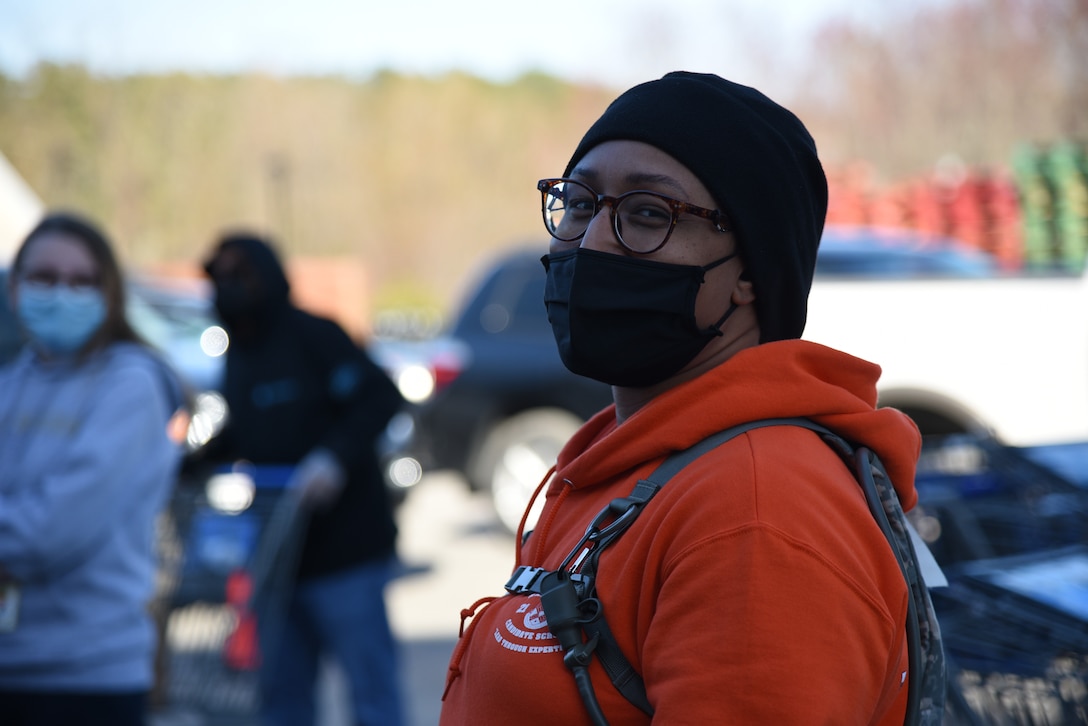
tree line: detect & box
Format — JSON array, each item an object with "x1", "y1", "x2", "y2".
[{"x1": 0, "y1": 0, "x2": 1083, "y2": 318}]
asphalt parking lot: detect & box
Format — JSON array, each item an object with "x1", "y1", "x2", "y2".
[
  {"x1": 292, "y1": 472, "x2": 516, "y2": 726},
  {"x1": 386, "y1": 472, "x2": 515, "y2": 726}
]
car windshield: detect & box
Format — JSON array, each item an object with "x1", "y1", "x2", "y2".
[{"x1": 816, "y1": 227, "x2": 999, "y2": 279}]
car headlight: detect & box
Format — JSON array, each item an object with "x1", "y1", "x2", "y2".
[
  {"x1": 206, "y1": 471, "x2": 256, "y2": 514},
  {"x1": 395, "y1": 363, "x2": 436, "y2": 403}
]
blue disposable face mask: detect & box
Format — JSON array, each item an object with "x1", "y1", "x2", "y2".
[{"x1": 16, "y1": 283, "x2": 107, "y2": 355}]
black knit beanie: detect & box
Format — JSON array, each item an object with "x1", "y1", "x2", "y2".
[{"x1": 563, "y1": 71, "x2": 828, "y2": 343}]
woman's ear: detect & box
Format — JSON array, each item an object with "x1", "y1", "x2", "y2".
[{"x1": 732, "y1": 269, "x2": 756, "y2": 305}]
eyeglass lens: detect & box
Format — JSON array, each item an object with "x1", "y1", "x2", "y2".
[{"x1": 543, "y1": 180, "x2": 678, "y2": 254}]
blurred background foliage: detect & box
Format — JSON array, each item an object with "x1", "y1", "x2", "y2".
[{"x1": 0, "y1": 0, "x2": 1084, "y2": 320}]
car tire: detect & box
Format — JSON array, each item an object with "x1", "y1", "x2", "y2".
[{"x1": 472, "y1": 407, "x2": 585, "y2": 535}]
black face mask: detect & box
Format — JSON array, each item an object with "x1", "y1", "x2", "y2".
[
  {"x1": 542, "y1": 247, "x2": 738, "y2": 388},
  {"x1": 212, "y1": 280, "x2": 262, "y2": 327}
]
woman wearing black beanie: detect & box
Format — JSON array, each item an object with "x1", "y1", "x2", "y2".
[{"x1": 441, "y1": 72, "x2": 940, "y2": 726}]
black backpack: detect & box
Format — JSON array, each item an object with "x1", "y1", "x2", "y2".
[{"x1": 505, "y1": 417, "x2": 946, "y2": 726}]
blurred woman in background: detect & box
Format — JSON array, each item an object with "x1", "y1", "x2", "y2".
[{"x1": 0, "y1": 212, "x2": 184, "y2": 726}]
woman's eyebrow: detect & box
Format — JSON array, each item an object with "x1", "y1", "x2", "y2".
[
  {"x1": 569, "y1": 166, "x2": 689, "y2": 197},
  {"x1": 624, "y1": 172, "x2": 689, "y2": 196},
  {"x1": 569, "y1": 166, "x2": 599, "y2": 184}
]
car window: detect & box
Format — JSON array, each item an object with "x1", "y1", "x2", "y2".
[
  {"x1": 454, "y1": 252, "x2": 551, "y2": 338},
  {"x1": 816, "y1": 229, "x2": 998, "y2": 279},
  {"x1": 505, "y1": 265, "x2": 550, "y2": 335}
]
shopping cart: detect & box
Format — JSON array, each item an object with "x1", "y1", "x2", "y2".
[
  {"x1": 937, "y1": 547, "x2": 1088, "y2": 725},
  {"x1": 913, "y1": 434, "x2": 1088, "y2": 725},
  {"x1": 153, "y1": 463, "x2": 307, "y2": 725}
]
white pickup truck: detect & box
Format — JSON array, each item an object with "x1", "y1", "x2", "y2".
[{"x1": 805, "y1": 227, "x2": 1088, "y2": 447}]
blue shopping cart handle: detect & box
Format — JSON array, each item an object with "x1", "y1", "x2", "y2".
[{"x1": 213, "y1": 462, "x2": 297, "y2": 489}]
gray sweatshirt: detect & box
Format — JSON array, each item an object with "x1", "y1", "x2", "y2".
[{"x1": 0, "y1": 342, "x2": 181, "y2": 691}]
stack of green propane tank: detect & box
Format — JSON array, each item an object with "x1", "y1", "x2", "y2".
[{"x1": 1013, "y1": 142, "x2": 1088, "y2": 272}]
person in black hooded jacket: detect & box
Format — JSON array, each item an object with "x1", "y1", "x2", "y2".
[{"x1": 201, "y1": 232, "x2": 406, "y2": 726}]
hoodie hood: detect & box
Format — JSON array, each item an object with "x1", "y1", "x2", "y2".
[
  {"x1": 556, "y1": 339, "x2": 920, "y2": 509},
  {"x1": 204, "y1": 233, "x2": 291, "y2": 336},
  {"x1": 224, "y1": 235, "x2": 290, "y2": 307}
]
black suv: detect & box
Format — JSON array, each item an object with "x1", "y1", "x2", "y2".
[{"x1": 381, "y1": 246, "x2": 612, "y2": 533}]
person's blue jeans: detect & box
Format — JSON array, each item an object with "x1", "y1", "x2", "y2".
[{"x1": 259, "y1": 557, "x2": 404, "y2": 726}]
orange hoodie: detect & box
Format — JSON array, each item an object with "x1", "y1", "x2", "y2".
[{"x1": 440, "y1": 340, "x2": 921, "y2": 725}]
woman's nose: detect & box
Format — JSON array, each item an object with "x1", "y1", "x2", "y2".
[{"x1": 578, "y1": 205, "x2": 623, "y2": 253}]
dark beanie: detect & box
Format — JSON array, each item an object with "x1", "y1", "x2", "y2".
[{"x1": 563, "y1": 71, "x2": 828, "y2": 343}]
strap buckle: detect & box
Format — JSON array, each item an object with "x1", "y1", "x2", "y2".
[
  {"x1": 505, "y1": 566, "x2": 549, "y2": 595},
  {"x1": 505, "y1": 565, "x2": 590, "y2": 597}
]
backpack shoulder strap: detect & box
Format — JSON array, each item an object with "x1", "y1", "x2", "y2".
[
  {"x1": 577, "y1": 418, "x2": 822, "y2": 716},
  {"x1": 642, "y1": 417, "x2": 828, "y2": 483},
  {"x1": 848, "y1": 445, "x2": 946, "y2": 724},
  {"x1": 550, "y1": 417, "x2": 944, "y2": 725}
]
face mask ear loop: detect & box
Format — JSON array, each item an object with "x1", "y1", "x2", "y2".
[
  {"x1": 706, "y1": 302, "x2": 738, "y2": 337},
  {"x1": 699, "y1": 251, "x2": 737, "y2": 274},
  {"x1": 699, "y1": 251, "x2": 739, "y2": 337}
]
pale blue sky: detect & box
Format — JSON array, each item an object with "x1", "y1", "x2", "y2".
[{"x1": 0, "y1": 0, "x2": 934, "y2": 89}]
